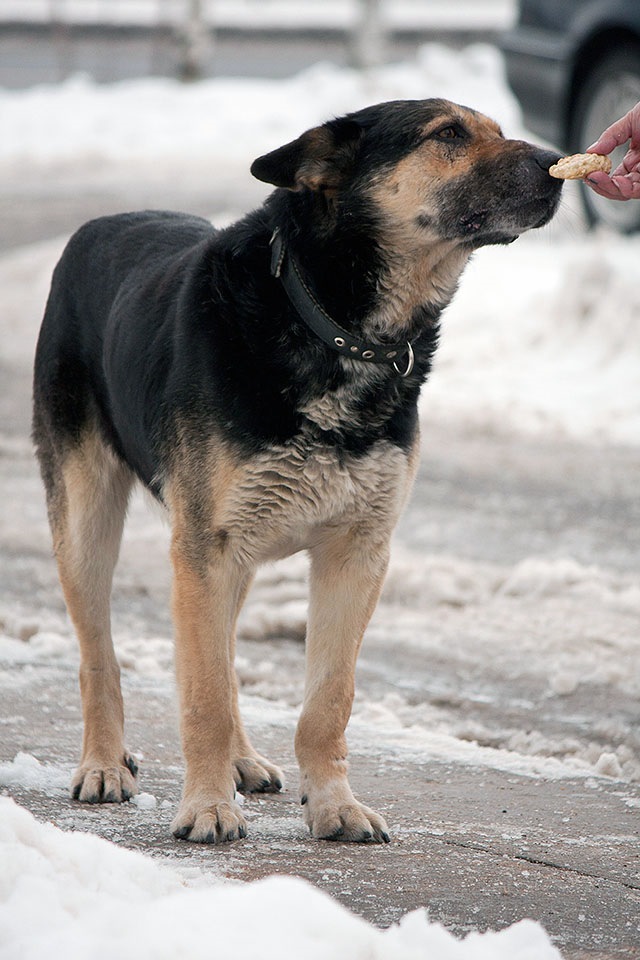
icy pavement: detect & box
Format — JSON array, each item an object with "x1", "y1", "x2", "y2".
[
  {"x1": 1, "y1": 371, "x2": 639, "y2": 957},
  {"x1": 1, "y1": 612, "x2": 639, "y2": 958}
]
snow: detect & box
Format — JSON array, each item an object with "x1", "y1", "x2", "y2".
[
  {"x1": 425, "y1": 235, "x2": 640, "y2": 445},
  {"x1": 0, "y1": 753, "x2": 69, "y2": 794},
  {"x1": 0, "y1": 46, "x2": 519, "y2": 169},
  {"x1": 0, "y1": 797, "x2": 561, "y2": 960},
  {"x1": 1, "y1": 36, "x2": 639, "y2": 960}
]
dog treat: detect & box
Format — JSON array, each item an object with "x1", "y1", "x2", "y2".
[{"x1": 549, "y1": 153, "x2": 612, "y2": 180}]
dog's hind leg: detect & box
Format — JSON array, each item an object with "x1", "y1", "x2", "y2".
[
  {"x1": 225, "y1": 584, "x2": 284, "y2": 795},
  {"x1": 230, "y1": 658, "x2": 285, "y2": 796},
  {"x1": 296, "y1": 526, "x2": 392, "y2": 843},
  {"x1": 42, "y1": 429, "x2": 136, "y2": 803}
]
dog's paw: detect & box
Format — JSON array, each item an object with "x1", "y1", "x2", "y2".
[
  {"x1": 233, "y1": 755, "x2": 285, "y2": 794},
  {"x1": 71, "y1": 752, "x2": 139, "y2": 803},
  {"x1": 171, "y1": 797, "x2": 248, "y2": 844},
  {"x1": 301, "y1": 781, "x2": 390, "y2": 843}
]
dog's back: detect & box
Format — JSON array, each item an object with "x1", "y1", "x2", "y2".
[{"x1": 33, "y1": 211, "x2": 216, "y2": 491}]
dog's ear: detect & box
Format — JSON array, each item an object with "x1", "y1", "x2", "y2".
[{"x1": 250, "y1": 118, "x2": 363, "y2": 192}]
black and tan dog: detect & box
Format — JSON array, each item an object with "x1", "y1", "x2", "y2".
[{"x1": 33, "y1": 99, "x2": 561, "y2": 845}]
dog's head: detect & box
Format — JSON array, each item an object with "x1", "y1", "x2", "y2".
[{"x1": 251, "y1": 98, "x2": 562, "y2": 249}]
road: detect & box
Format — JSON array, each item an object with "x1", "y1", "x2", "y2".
[{"x1": 1, "y1": 181, "x2": 639, "y2": 959}]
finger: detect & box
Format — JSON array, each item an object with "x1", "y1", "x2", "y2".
[
  {"x1": 616, "y1": 148, "x2": 640, "y2": 176},
  {"x1": 585, "y1": 171, "x2": 614, "y2": 188},
  {"x1": 587, "y1": 113, "x2": 634, "y2": 155},
  {"x1": 584, "y1": 173, "x2": 627, "y2": 200},
  {"x1": 612, "y1": 174, "x2": 640, "y2": 200},
  {"x1": 586, "y1": 137, "x2": 616, "y2": 156}
]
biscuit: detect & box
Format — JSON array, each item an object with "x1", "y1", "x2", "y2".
[{"x1": 549, "y1": 153, "x2": 612, "y2": 180}]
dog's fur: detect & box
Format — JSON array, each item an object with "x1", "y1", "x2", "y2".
[{"x1": 33, "y1": 99, "x2": 561, "y2": 844}]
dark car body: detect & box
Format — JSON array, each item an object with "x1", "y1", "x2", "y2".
[{"x1": 501, "y1": 0, "x2": 640, "y2": 231}]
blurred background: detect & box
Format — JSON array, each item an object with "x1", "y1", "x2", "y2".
[
  {"x1": 1, "y1": 0, "x2": 640, "y2": 436},
  {"x1": 1, "y1": 0, "x2": 640, "y2": 442},
  {"x1": 2, "y1": 0, "x2": 640, "y2": 243},
  {"x1": 0, "y1": 0, "x2": 513, "y2": 87}
]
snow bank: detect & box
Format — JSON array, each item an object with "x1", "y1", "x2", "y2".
[
  {"x1": 0, "y1": 797, "x2": 562, "y2": 960},
  {"x1": 426, "y1": 235, "x2": 640, "y2": 445},
  {"x1": 0, "y1": 44, "x2": 520, "y2": 170}
]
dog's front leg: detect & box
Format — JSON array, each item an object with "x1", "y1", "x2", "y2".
[
  {"x1": 296, "y1": 527, "x2": 391, "y2": 843},
  {"x1": 170, "y1": 537, "x2": 251, "y2": 843}
]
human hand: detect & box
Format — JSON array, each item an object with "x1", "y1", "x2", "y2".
[{"x1": 585, "y1": 101, "x2": 640, "y2": 200}]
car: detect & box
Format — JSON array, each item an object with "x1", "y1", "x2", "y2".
[{"x1": 501, "y1": 0, "x2": 640, "y2": 233}]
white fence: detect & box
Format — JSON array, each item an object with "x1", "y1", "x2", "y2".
[
  {"x1": 0, "y1": 1, "x2": 514, "y2": 81},
  {"x1": 0, "y1": 1, "x2": 514, "y2": 31}
]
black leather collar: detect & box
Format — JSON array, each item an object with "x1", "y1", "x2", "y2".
[{"x1": 269, "y1": 228, "x2": 414, "y2": 377}]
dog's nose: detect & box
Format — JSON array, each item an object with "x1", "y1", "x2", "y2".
[{"x1": 532, "y1": 148, "x2": 563, "y2": 172}]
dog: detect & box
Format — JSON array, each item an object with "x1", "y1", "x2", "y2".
[{"x1": 32, "y1": 98, "x2": 562, "y2": 845}]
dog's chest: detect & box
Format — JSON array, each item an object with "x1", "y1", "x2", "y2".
[
  {"x1": 220, "y1": 436, "x2": 410, "y2": 562},
  {"x1": 299, "y1": 365, "x2": 393, "y2": 433}
]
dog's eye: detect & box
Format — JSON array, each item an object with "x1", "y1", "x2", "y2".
[{"x1": 434, "y1": 124, "x2": 464, "y2": 141}]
